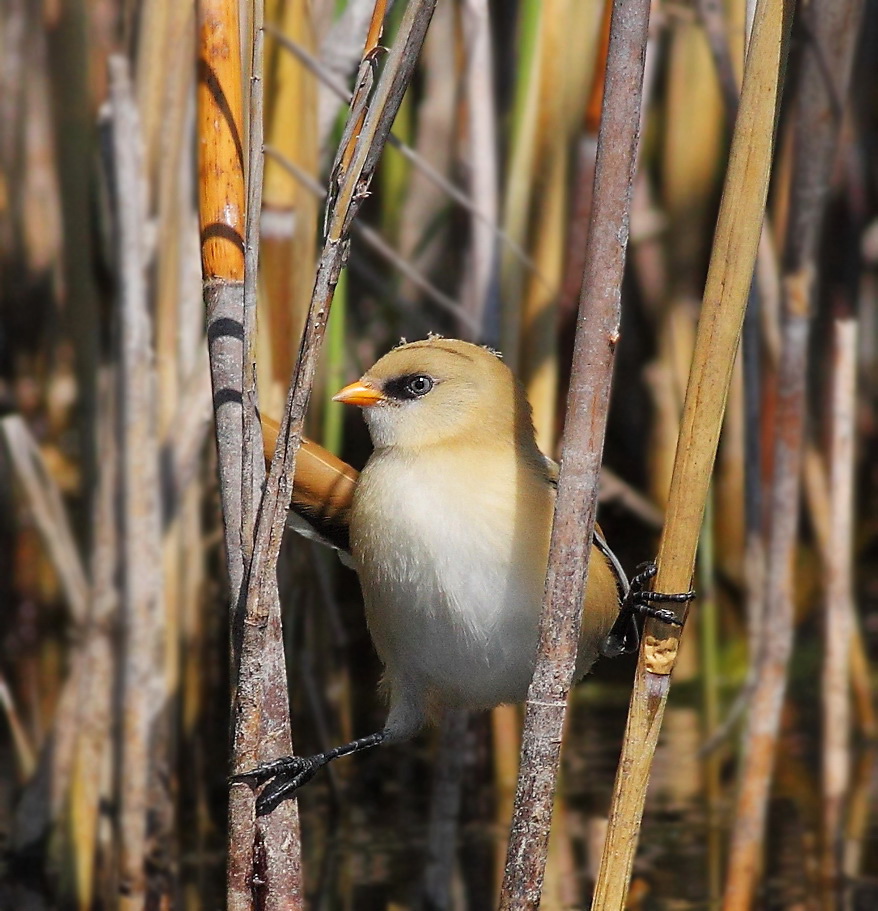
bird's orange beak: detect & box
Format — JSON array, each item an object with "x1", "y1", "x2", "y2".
[{"x1": 332, "y1": 380, "x2": 385, "y2": 407}]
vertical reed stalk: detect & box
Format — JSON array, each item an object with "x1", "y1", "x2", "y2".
[
  {"x1": 821, "y1": 316, "x2": 856, "y2": 904},
  {"x1": 109, "y1": 55, "x2": 166, "y2": 911},
  {"x1": 592, "y1": 0, "x2": 790, "y2": 907},
  {"x1": 498, "y1": 0, "x2": 652, "y2": 905}
]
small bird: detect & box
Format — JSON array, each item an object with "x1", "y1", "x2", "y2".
[{"x1": 240, "y1": 337, "x2": 687, "y2": 811}]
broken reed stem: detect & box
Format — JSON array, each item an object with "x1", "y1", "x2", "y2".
[
  {"x1": 497, "y1": 0, "x2": 652, "y2": 906},
  {"x1": 591, "y1": 1, "x2": 790, "y2": 908},
  {"x1": 109, "y1": 55, "x2": 166, "y2": 911},
  {"x1": 724, "y1": 2, "x2": 863, "y2": 908},
  {"x1": 822, "y1": 316, "x2": 856, "y2": 901}
]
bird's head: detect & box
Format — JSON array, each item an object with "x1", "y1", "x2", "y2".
[{"x1": 333, "y1": 337, "x2": 540, "y2": 455}]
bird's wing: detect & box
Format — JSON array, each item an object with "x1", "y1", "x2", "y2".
[{"x1": 262, "y1": 414, "x2": 358, "y2": 562}]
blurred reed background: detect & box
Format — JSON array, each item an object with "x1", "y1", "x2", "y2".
[{"x1": 1, "y1": 0, "x2": 877, "y2": 909}]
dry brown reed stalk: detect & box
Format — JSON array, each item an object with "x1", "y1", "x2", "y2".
[
  {"x1": 497, "y1": 0, "x2": 652, "y2": 906},
  {"x1": 821, "y1": 316, "x2": 857, "y2": 903},
  {"x1": 723, "y1": 2, "x2": 864, "y2": 907},
  {"x1": 591, "y1": 0, "x2": 790, "y2": 906},
  {"x1": 245, "y1": 1, "x2": 308, "y2": 904}
]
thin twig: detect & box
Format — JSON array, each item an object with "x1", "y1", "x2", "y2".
[{"x1": 497, "y1": 0, "x2": 652, "y2": 905}]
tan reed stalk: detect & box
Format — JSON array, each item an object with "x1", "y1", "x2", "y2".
[
  {"x1": 237, "y1": 0, "x2": 307, "y2": 902},
  {"x1": 591, "y1": 0, "x2": 791, "y2": 907},
  {"x1": 108, "y1": 55, "x2": 166, "y2": 911},
  {"x1": 498, "y1": 0, "x2": 653, "y2": 906},
  {"x1": 821, "y1": 316, "x2": 857, "y2": 906},
  {"x1": 723, "y1": 1, "x2": 864, "y2": 907}
]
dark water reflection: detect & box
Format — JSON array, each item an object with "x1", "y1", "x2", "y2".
[{"x1": 295, "y1": 667, "x2": 878, "y2": 911}]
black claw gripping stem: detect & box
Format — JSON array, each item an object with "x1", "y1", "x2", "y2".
[
  {"x1": 600, "y1": 561, "x2": 694, "y2": 659},
  {"x1": 230, "y1": 730, "x2": 387, "y2": 815}
]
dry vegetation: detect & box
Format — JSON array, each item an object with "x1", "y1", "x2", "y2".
[{"x1": 1, "y1": 0, "x2": 877, "y2": 909}]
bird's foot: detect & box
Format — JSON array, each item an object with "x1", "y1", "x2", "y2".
[
  {"x1": 231, "y1": 755, "x2": 323, "y2": 815},
  {"x1": 600, "y1": 562, "x2": 695, "y2": 658},
  {"x1": 230, "y1": 729, "x2": 388, "y2": 815}
]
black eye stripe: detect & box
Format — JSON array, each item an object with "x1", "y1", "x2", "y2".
[{"x1": 383, "y1": 374, "x2": 435, "y2": 400}]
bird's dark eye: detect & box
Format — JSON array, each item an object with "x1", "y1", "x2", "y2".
[{"x1": 405, "y1": 374, "x2": 433, "y2": 397}]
